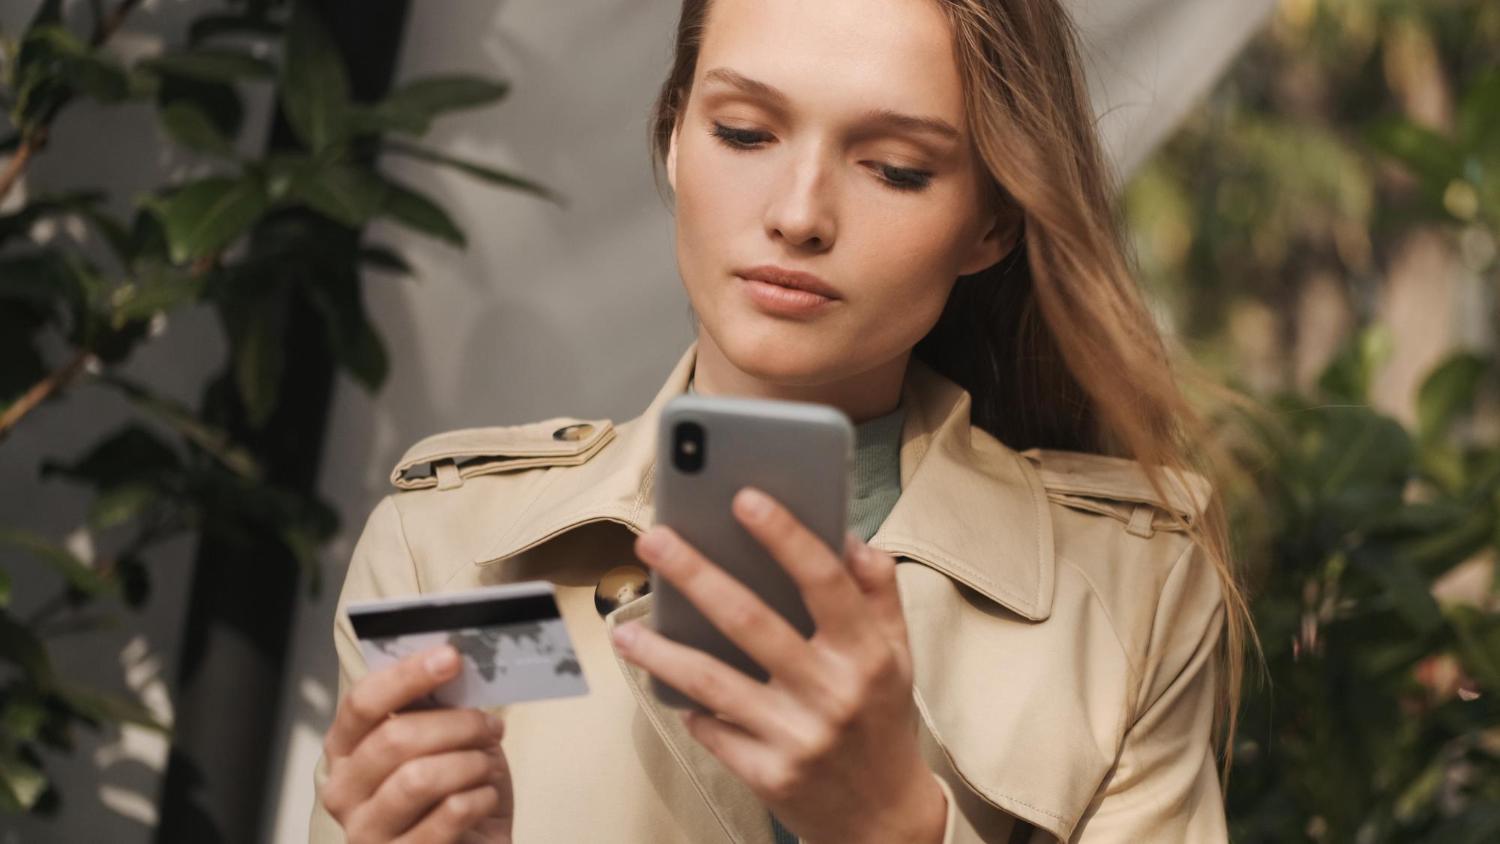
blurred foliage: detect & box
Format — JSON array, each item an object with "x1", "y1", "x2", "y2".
[
  {"x1": 1223, "y1": 339, "x2": 1500, "y2": 842},
  {"x1": 1125, "y1": 0, "x2": 1500, "y2": 840},
  {"x1": 0, "y1": 0, "x2": 557, "y2": 817}
]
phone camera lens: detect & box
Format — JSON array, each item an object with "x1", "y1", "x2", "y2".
[{"x1": 673, "y1": 421, "x2": 705, "y2": 473}]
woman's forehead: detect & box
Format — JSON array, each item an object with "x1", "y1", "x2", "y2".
[{"x1": 695, "y1": 0, "x2": 967, "y2": 134}]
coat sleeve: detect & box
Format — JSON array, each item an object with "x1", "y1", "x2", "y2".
[
  {"x1": 308, "y1": 495, "x2": 424, "y2": 844},
  {"x1": 1067, "y1": 538, "x2": 1229, "y2": 843}
]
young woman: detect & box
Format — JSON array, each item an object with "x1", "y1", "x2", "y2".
[{"x1": 310, "y1": 0, "x2": 1251, "y2": 841}]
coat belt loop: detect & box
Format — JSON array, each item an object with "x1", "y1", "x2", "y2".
[
  {"x1": 1125, "y1": 503, "x2": 1155, "y2": 538},
  {"x1": 434, "y1": 459, "x2": 463, "y2": 490}
]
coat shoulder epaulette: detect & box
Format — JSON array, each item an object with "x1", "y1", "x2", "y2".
[
  {"x1": 1019, "y1": 447, "x2": 1212, "y2": 539},
  {"x1": 389, "y1": 417, "x2": 614, "y2": 491}
]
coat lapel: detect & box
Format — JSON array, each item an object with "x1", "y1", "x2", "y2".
[{"x1": 471, "y1": 341, "x2": 1060, "y2": 839}]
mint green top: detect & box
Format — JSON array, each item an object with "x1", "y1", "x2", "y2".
[
  {"x1": 684, "y1": 376, "x2": 906, "y2": 539},
  {"x1": 685, "y1": 377, "x2": 905, "y2": 844}
]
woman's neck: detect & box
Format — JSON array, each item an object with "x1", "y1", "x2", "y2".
[{"x1": 690, "y1": 328, "x2": 908, "y2": 424}]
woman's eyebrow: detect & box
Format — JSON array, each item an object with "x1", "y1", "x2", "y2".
[{"x1": 701, "y1": 67, "x2": 960, "y2": 142}]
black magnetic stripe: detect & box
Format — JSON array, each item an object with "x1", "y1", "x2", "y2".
[{"x1": 349, "y1": 594, "x2": 560, "y2": 638}]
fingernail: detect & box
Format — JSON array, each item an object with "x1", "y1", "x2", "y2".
[
  {"x1": 426, "y1": 646, "x2": 458, "y2": 676},
  {"x1": 612, "y1": 622, "x2": 638, "y2": 648},
  {"x1": 737, "y1": 487, "x2": 771, "y2": 519},
  {"x1": 638, "y1": 528, "x2": 669, "y2": 557},
  {"x1": 486, "y1": 712, "x2": 504, "y2": 739}
]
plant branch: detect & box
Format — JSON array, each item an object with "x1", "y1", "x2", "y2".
[
  {"x1": 0, "y1": 0, "x2": 144, "y2": 208},
  {"x1": 0, "y1": 348, "x2": 92, "y2": 440},
  {"x1": 90, "y1": 0, "x2": 144, "y2": 47},
  {"x1": 0, "y1": 128, "x2": 42, "y2": 206}
]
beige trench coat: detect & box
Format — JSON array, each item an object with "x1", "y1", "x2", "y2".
[{"x1": 309, "y1": 342, "x2": 1228, "y2": 843}]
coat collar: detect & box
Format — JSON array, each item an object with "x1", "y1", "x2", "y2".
[{"x1": 474, "y1": 341, "x2": 1056, "y2": 622}]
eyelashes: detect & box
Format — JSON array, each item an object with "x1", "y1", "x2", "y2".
[{"x1": 708, "y1": 121, "x2": 934, "y2": 193}]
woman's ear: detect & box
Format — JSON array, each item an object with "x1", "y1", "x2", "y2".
[
  {"x1": 957, "y1": 204, "x2": 1023, "y2": 277},
  {"x1": 666, "y1": 121, "x2": 680, "y2": 192}
]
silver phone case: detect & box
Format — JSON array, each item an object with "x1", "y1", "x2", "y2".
[{"x1": 650, "y1": 393, "x2": 854, "y2": 709}]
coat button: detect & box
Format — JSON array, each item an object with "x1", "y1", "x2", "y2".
[
  {"x1": 553, "y1": 423, "x2": 595, "y2": 442},
  {"x1": 595, "y1": 564, "x2": 650, "y2": 617}
]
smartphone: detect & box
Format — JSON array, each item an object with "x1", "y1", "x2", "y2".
[{"x1": 650, "y1": 393, "x2": 854, "y2": 709}]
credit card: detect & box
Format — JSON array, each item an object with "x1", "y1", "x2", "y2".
[{"x1": 347, "y1": 581, "x2": 589, "y2": 709}]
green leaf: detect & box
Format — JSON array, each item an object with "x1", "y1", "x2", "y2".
[
  {"x1": 0, "y1": 609, "x2": 55, "y2": 688},
  {"x1": 0, "y1": 251, "x2": 88, "y2": 311},
  {"x1": 100, "y1": 376, "x2": 262, "y2": 480},
  {"x1": 155, "y1": 74, "x2": 245, "y2": 139},
  {"x1": 144, "y1": 176, "x2": 268, "y2": 263},
  {"x1": 230, "y1": 295, "x2": 286, "y2": 429},
  {"x1": 42, "y1": 425, "x2": 180, "y2": 488},
  {"x1": 0, "y1": 529, "x2": 114, "y2": 599},
  {"x1": 1416, "y1": 352, "x2": 1488, "y2": 445},
  {"x1": 1458, "y1": 69, "x2": 1500, "y2": 154},
  {"x1": 0, "y1": 750, "x2": 47, "y2": 813},
  {"x1": 14, "y1": 23, "x2": 82, "y2": 127},
  {"x1": 1318, "y1": 326, "x2": 1393, "y2": 404},
  {"x1": 353, "y1": 75, "x2": 510, "y2": 135},
  {"x1": 0, "y1": 309, "x2": 51, "y2": 408},
  {"x1": 61, "y1": 52, "x2": 132, "y2": 103},
  {"x1": 158, "y1": 102, "x2": 236, "y2": 157},
  {"x1": 112, "y1": 260, "x2": 204, "y2": 323},
  {"x1": 358, "y1": 244, "x2": 412, "y2": 275},
  {"x1": 383, "y1": 141, "x2": 558, "y2": 203},
  {"x1": 1309, "y1": 407, "x2": 1414, "y2": 499},
  {"x1": 305, "y1": 269, "x2": 388, "y2": 390},
  {"x1": 87, "y1": 484, "x2": 159, "y2": 531},
  {"x1": 281, "y1": 160, "x2": 389, "y2": 227},
  {"x1": 280, "y1": 5, "x2": 350, "y2": 153},
  {"x1": 1352, "y1": 550, "x2": 1444, "y2": 635},
  {"x1": 1366, "y1": 117, "x2": 1464, "y2": 195},
  {"x1": 375, "y1": 177, "x2": 465, "y2": 246},
  {"x1": 142, "y1": 49, "x2": 275, "y2": 84},
  {"x1": 1, "y1": 698, "x2": 46, "y2": 743},
  {"x1": 51, "y1": 682, "x2": 166, "y2": 733}
]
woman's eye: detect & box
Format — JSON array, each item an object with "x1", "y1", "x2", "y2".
[
  {"x1": 708, "y1": 121, "x2": 933, "y2": 193},
  {"x1": 877, "y1": 164, "x2": 933, "y2": 192},
  {"x1": 710, "y1": 122, "x2": 768, "y2": 149}
]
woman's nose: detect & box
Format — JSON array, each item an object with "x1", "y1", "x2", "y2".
[{"x1": 763, "y1": 155, "x2": 836, "y2": 250}]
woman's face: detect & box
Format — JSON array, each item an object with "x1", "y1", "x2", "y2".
[{"x1": 667, "y1": 0, "x2": 1010, "y2": 390}]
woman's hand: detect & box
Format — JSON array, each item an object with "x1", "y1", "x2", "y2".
[
  {"x1": 319, "y1": 644, "x2": 514, "y2": 843},
  {"x1": 611, "y1": 486, "x2": 948, "y2": 844}
]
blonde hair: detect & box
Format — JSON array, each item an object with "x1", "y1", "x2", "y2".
[{"x1": 647, "y1": 0, "x2": 1257, "y2": 779}]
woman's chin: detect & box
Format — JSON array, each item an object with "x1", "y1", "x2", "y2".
[{"x1": 716, "y1": 334, "x2": 849, "y2": 386}]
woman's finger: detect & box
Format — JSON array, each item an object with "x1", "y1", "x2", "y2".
[
  {"x1": 327, "y1": 707, "x2": 503, "y2": 811},
  {"x1": 394, "y1": 784, "x2": 502, "y2": 844},
  {"x1": 354, "y1": 747, "x2": 502, "y2": 841},
  {"x1": 843, "y1": 532, "x2": 910, "y2": 650},
  {"x1": 731, "y1": 487, "x2": 869, "y2": 645},
  {"x1": 682, "y1": 709, "x2": 802, "y2": 804},
  {"x1": 325, "y1": 644, "x2": 462, "y2": 760},
  {"x1": 613, "y1": 619, "x2": 799, "y2": 743},
  {"x1": 633, "y1": 525, "x2": 823, "y2": 690}
]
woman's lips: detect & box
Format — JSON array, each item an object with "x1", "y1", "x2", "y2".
[{"x1": 737, "y1": 275, "x2": 838, "y2": 317}]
